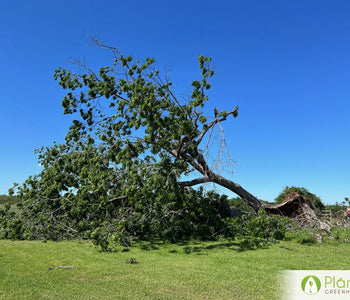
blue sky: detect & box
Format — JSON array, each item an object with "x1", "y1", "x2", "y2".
[{"x1": 1, "y1": 0, "x2": 349, "y2": 204}]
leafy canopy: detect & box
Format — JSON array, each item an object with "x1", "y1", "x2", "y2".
[{"x1": 53, "y1": 41, "x2": 238, "y2": 181}]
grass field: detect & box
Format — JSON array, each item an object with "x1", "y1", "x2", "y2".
[{"x1": 0, "y1": 238, "x2": 349, "y2": 299}]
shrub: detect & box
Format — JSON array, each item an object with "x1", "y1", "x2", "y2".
[
  {"x1": 228, "y1": 209, "x2": 289, "y2": 250},
  {"x1": 227, "y1": 197, "x2": 254, "y2": 213},
  {"x1": 329, "y1": 227, "x2": 350, "y2": 242},
  {"x1": 297, "y1": 234, "x2": 317, "y2": 245},
  {"x1": 0, "y1": 195, "x2": 18, "y2": 205}
]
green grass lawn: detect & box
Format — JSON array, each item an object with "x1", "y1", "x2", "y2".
[{"x1": 0, "y1": 239, "x2": 349, "y2": 300}]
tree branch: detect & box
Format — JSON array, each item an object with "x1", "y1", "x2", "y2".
[
  {"x1": 178, "y1": 177, "x2": 210, "y2": 187},
  {"x1": 196, "y1": 106, "x2": 239, "y2": 146},
  {"x1": 108, "y1": 195, "x2": 128, "y2": 203}
]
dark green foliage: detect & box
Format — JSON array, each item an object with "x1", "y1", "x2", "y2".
[
  {"x1": 298, "y1": 235, "x2": 318, "y2": 245},
  {"x1": 2, "y1": 141, "x2": 234, "y2": 249},
  {"x1": 0, "y1": 211, "x2": 18, "y2": 239},
  {"x1": 1, "y1": 146, "x2": 287, "y2": 249},
  {"x1": 0, "y1": 194, "x2": 18, "y2": 205},
  {"x1": 237, "y1": 237, "x2": 270, "y2": 251},
  {"x1": 92, "y1": 189, "x2": 234, "y2": 251},
  {"x1": 227, "y1": 197, "x2": 254, "y2": 213},
  {"x1": 325, "y1": 197, "x2": 350, "y2": 213},
  {"x1": 329, "y1": 227, "x2": 350, "y2": 241},
  {"x1": 275, "y1": 186, "x2": 325, "y2": 210},
  {"x1": 1, "y1": 143, "x2": 287, "y2": 249},
  {"x1": 232, "y1": 209, "x2": 288, "y2": 243},
  {"x1": 288, "y1": 231, "x2": 318, "y2": 245},
  {"x1": 325, "y1": 204, "x2": 344, "y2": 213}
]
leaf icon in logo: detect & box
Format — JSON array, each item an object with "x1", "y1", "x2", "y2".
[
  {"x1": 301, "y1": 275, "x2": 321, "y2": 295},
  {"x1": 309, "y1": 279, "x2": 314, "y2": 293}
]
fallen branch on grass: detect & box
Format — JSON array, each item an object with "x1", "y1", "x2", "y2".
[{"x1": 47, "y1": 265, "x2": 74, "y2": 271}]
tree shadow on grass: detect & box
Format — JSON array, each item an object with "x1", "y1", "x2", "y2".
[
  {"x1": 138, "y1": 241, "x2": 162, "y2": 251},
  {"x1": 181, "y1": 242, "x2": 241, "y2": 254},
  {"x1": 137, "y1": 240, "x2": 203, "y2": 252},
  {"x1": 136, "y1": 239, "x2": 273, "y2": 253}
]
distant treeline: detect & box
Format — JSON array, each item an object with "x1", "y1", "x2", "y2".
[{"x1": 0, "y1": 195, "x2": 18, "y2": 205}]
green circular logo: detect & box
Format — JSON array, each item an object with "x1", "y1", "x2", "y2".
[{"x1": 301, "y1": 275, "x2": 321, "y2": 295}]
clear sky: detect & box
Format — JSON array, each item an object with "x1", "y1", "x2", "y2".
[{"x1": 1, "y1": 0, "x2": 349, "y2": 204}]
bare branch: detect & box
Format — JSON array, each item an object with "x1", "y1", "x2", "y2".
[
  {"x1": 89, "y1": 35, "x2": 124, "y2": 58},
  {"x1": 196, "y1": 106, "x2": 238, "y2": 146},
  {"x1": 108, "y1": 195, "x2": 128, "y2": 202}
]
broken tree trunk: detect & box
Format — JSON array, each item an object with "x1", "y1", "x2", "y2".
[
  {"x1": 264, "y1": 192, "x2": 315, "y2": 218},
  {"x1": 264, "y1": 192, "x2": 331, "y2": 232}
]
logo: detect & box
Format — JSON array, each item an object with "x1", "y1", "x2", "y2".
[{"x1": 301, "y1": 275, "x2": 322, "y2": 295}]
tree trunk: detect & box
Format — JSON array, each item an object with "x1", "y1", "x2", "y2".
[
  {"x1": 180, "y1": 172, "x2": 263, "y2": 212},
  {"x1": 178, "y1": 153, "x2": 263, "y2": 212},
  {"x1": 208, "y1": 173, "x2": 263, "y2": 212}
]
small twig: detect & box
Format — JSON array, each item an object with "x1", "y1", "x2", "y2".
[
  {"x1": 57, "y1": 265, "x2": 74, "y2": 269},
  {"x1": 47, "y1": 265, "x2": 74, "y2": 271}
]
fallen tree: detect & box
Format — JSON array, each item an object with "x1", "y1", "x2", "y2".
[
  {"x1": 1, "y1": 40, "x2": 296, "y2": 250},
  {"x1": 51, "y1": 39, "x2": 263, "y2": 211}
]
